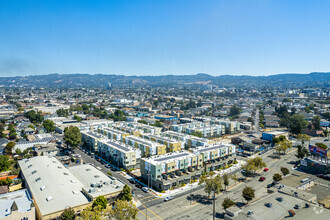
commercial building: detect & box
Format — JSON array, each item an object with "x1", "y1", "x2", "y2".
[
  {"x1": 123, "y1": 135, "x2": 166, "y2": 157},
  {"x1": 262, "y1": 130, "x2": 289, "y2": 142},
  {"x1": 18, "y1": 156, "x2": 123, "y2": 220},
  {"x1": 97, "y1": 140, "x2": 141, "y2": 169}
]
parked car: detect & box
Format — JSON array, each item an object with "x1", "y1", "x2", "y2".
[
  {"x1": 164, "y1": 196, "x2": 173, "y2": 202},
  {"x1": 142, "y1": 187, "x2": 149, "y2": 193},
  {"x1": 276, "y1": 197, "x2": 283, "y2": 202},
  {"x1": 135, "y1": 183, "x2": 142, "y2": 188},
  {"x1": 324, "y1": 139, "x2": 329, "y2": 142},
  {"x1": 129, "y1": 178, "x2": 136, "y2": 184},
  {"x1": 265, "y1": 202, "x2": 272, "y2": 208},
  {"x1": 259, "y1": 177, "x2": 266, "y2": 182},
  {"x1": 294, "y1": 204, "x2": 300, "y2": 209},
  {"x1": 267, "y1": 183, "x2": 273, "y2": 188},
  {"x1": 264, "y1": 168, "x2": 269, "y2": 172}
]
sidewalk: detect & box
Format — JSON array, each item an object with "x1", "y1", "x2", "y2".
[{"x1": 155, "y1": 159, "x2": 246, "y2": 198}]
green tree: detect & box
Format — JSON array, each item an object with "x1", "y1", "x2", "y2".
[
  {"x1": 191, "y1": 131, "x2": 203, "y2": 138},
  {"x1": 242, "y1": 157, "x2": 267, "y2": 175},
  {"x1": 106, "y1": 200, "x2": 138, "y2": 220},
  {"x1": 242, "y1": 186, "x2": 255, "y2": 203},
  {"x1": 93, "y1": 196, "x2": 107, "y2": 210},
  {"x1": 200, "y1": 174, "x2": 223, "y2": 198},
  {"x1": 229, "y1": 104, "x2": 241, "y2": 117},
  {"x1": 43, "y1": 119, "x2": 55, "y2": 133},
  {"x1": 297, "y1": 134, "x2": 311, "y2": 147},
  {"x1": 280, "y1": 167, "x2": 290, "y2": 176},
  {"x1": 315, "y1": 143, "x2": 327, "y2": 149},
  {"x1": 74, "y1": 115, "x2": 82, "y2": 122},
  {"x1": 5, "y1": 141, "x2": 15, "y2": 155},
  {"x1": 289, "y1": 114, "x2": 308, "y2": 135},
  {"x1": 223, "y1": 174, "x2": 230, "y2": 191},
  {"x1": 230, "y1": 173, "x2": 238, "y2": 185},
  {"x1": 312, "y1": 116, "x2": 321, "y2": 130},
  {"x1": 0, "y1": 155, "x2": 10, "y2": 172},
  {"x1": 119, "y1": 184, "x2": 133, "y2": 201},
  {"x1": 64, "y1": 126, "x2": 82, "y2": 149},
  {"x1": 60, "y1": 207, "x2": 76, "y2": 220},
  {"x1": 295, "y1": 145, "x2": 309, "y2": 160},
  {"x1": 79, "y1": 205, "x2": 101, "y2": 220},
  {"x1": 273, "y1": 173, "x2": 282, "y2": 182},
  {"x1": 0, "y1": 177, "x2": 12, "y2": 186},
  {"x1": 222, "y1": 198, "x2": 236, "y2": 210},
  {"x1": 275, "y1": 139, "x2": 292, "y2": 155}
]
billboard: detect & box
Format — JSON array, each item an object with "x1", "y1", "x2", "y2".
[{"x1": 309, "y1": 144, "x2": 328, "y2": 157}]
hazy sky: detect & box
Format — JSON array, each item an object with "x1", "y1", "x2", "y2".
[{"x1": 1, "y1": 0, "x2": 330, "y2": 76}]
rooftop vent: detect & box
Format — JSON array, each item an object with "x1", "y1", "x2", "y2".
[
  {"x1": 57, "y1": 166, "x2": 62, "y2": 169},
  {"x1": 46, "y1": 196, "x2": 53, "y2": 201},
  {"x1": 63, "y1": 172, "x2": 69, "y2": 176},
  {"x1": 28, "y1": 165, "x2": 33, "y2": 168},
  {"x1": 70, "y1": 180, "x2": 76, "y2": 183},
  {"x1": 31, "y1": 170, "x2": 37, "y2": 175},
  {"x1": 35, "y1": 177, "x2": 41, "y2": 182},
  {"x1": 40, "y1": 185, "x2": 46, "y2": 191},
  {"x1": 72, "y1": 190, "x2": 78, "y2": 194}
]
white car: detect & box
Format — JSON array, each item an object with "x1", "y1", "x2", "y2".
[
  {"x1": 142, "y1": 187, "x2": 149, "y2": 193},
  {"x1": 164, "y1": 196, "x2": 173, "y2": 202}
]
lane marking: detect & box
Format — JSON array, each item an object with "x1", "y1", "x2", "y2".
[
  {"x1": 140, "y1": 202, "x2": 163, "y2": 220},
  {"x1": 143, "y1": 197, "x2": 162, "y2": 204},
  {"x1": 140, "y1": 195, "x2": 155, "y2": 201},
  {"x1": 137, "y1": 207, "x2": 151, "y2": 219}
]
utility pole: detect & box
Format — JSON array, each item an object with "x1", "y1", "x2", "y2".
[{"x1": 213, "y1": 191, "x2": 216, "y2": 220}]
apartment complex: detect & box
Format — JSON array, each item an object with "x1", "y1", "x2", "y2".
[
  {"x1": 81, "y1": 131, "x2": 104, "y2": 152},
  {"x1": 97, "y1": 140, "x2": 141, "y2": 169},
  {"x1": 162, "y1": 131, "x2": 210, "y2": 149},
  {"x1": 141, "y1": 143, "x2": 236, "y2": 191},
  {"x1": 123, "y1": 135, "x2": 166, "y2": 157},
  {"x1": 140, "y1": 133, "x2": 182, "y2": 153},
  {"x1": 98, "y1": 127, "x2": 129, "y2": 141}
]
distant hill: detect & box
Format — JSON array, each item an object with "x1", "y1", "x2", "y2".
[{"x1": 0, "y1": 72, "x2": 328, "y2": 89}]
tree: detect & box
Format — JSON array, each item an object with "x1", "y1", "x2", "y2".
[
  {"x1": 191, "y1": 131, "x2": 203, "y2": 138},
  {"x1": 229, "y1": 104, "x2": 241, "y2": 117},
  {"x1": 242, "y1": 186, "x2": 255, "y2": 203},
  {"x1": 230, "y1": 173, "x2": 238, "y2": 185},
  {"x1": 201, "y1": 174, "x2": 223, "y2": 198},
  {"x1": 64, "y1": 126, "x2": 82, "y2": 149},
  {"x1": 74, "y1": 115, "x2": 82, "y2": 122},
  {"x1": 280, "y1": 167, "x2": 290, "y2": 176},
  {"x1": 119, "y1": 184, "x2": 132, "y2": 201},
  {"x1": 242, "y1": 157, "x2": 267, "y2": 175},
  {"x1": 5, "y1": 141, "x2": 15, "y2": 155},
  {"x1": 79, "y1": 205, "x2": 101, "y2": 220},
  {"x1": 223, "y1": 174, "x2": 230, "y2": 191},
  {"x1": 273, "y1": 173, "x2": 282, "y2": 182},
  {"x1": 106, "y1": 200, "x2": 138, "y2": 220},
  {"x1": 222, "y1": 198, "x2": 236, "y2": 210},
  {"x1": 0, "y1": 155, "x2": 10, "y2": 172},
  {"x1": 275, "y1": 139, "x2": 292, "y2": 155},
  {"x1": 93, "y1": 196, "x2": 107, "y2": 210},
  {"x1": 289, "y1": 114, "x2": 308, "y2": 135},
  {"x1": 297, "y1": 134, "x2": 310, "y2": 147},
  {"x1": 315, "y1": 143, "x2": 327, "y2": 150},
  {"x1": 312, "y1": 116, "x2": 321, "y2": 130},
  {"x1": 43, "y1": 119, "x2": 55, "y2": 133},
  {"x1": 60, "y1": 207, "x2": 76, "y2": 220},
  {"x1": 295, "y1": 145, "x2": 309, "y2": 160},
  {"x1": 0, "y1": 177, "x2": 12, "y2": 186}
]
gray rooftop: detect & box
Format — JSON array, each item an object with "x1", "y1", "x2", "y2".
[
  {"x1": 0, "y1": 189, "x2": 33, "y2": 218},
  {"x1": 154, "y1": 152, "x2": 190, "y2": 162}
]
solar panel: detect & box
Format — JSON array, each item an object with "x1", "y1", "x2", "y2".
[
  {"x1": 198, "y1": 145, "x2": 225, "y2": 152},
  {"x1": 107, "y1": 141, "x2": 131, "y2": 152}
]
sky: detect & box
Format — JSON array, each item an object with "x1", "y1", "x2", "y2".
[{"x1": 1, "y1": 0, "x2": 330, "y2": 76}]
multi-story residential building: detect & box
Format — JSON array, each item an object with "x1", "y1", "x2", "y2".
[
  {"x1": 81, "y1": 131, "x2": 105, "y2": 152},
  {"x1": 211, "y1": 120, "x2": 241, "y2": 134},
  {"x1": 185, "y1": 125, "x2": 224, "y2": 138},
  {"x1": 97, "y1": 140, "x2": 141, "y2": 169},
  {"x1": 162, "y1": 131, "x2": 209, "y2": 149},
  {"x1": 141, "y1": 143, "x2": 236, "y2": 191},
  {"x1": 140, "y1": 133, "x2": 182, "y2": 153},
  {"x1": 129, "y1": 123, "x2": 162, "y2": 135},
  {"x1": 113, "y1": 125, "x2": 141, "y2": 136},
  {"x1": 98, "y1": 127, "x2": 129, "y2": 141},
  {"x1": 123, "y1": 135, "x2": 166, "y2": 157}
]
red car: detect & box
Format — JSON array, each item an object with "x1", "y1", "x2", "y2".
[
  {"x1": 264, "y1": 168, "x2": 269, "y2": 172},
  {"x1": 259, "y1": 177, "x2": 266, "y2": 182}
]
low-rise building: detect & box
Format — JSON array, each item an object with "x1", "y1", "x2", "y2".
[{"x1": 98, "y1": 127, "x2": 129, "y2": 141}]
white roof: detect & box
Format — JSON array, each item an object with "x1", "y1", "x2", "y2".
[
  {"x1": 19, "y1": 157, "x2": 89, "y2": 216},
  {"x1": 0, "y1": 189, "x2": 33, "y2": 218}
]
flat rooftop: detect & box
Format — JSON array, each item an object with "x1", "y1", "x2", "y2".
[
  {"x1": 19, "y1": 157, "x2": 89, "y2": 216},
  {"x1": 0, "y1": 189, "x2": 33, "y2": 218},
  {"x1": 195, "y1": 143, "x2": 233, "y2": 153},
  {"x1": 145, "y1": 151, "x2": 195, "y2": 165},
  {"x1": 103, "y1": 140, "x2": 134, "y2": 153},
  {"x1": 145, "y1": 134, "x2": 179, "y2": 143},
  {"x1": 68, "y1": 164, "x2": 124, "y2": 199},
  {"x1": 102, "y1": 127, "x2": 127, "y2": 135},
  {"x1": 125, "y1": 135, "x2": 160, "y2": 147},
  {"x1": 83, "y1": 131, "x2": 103, "y2": 139}
]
